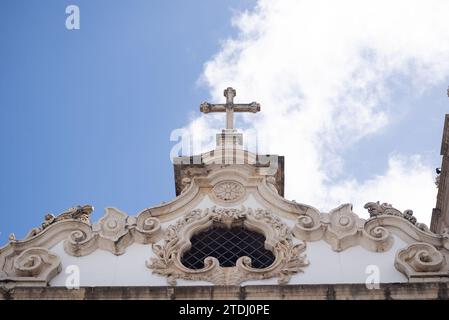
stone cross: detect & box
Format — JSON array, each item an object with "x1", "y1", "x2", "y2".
[{"x1": 200, "y1": 87, "x2": 260, "y2": 130}]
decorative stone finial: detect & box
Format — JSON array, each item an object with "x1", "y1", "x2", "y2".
[
  {"x1": 364, "y1": 201, "x2": 429, "y2": 232},
  {"x1": 24, "y1": 204, "x2": 94, "y2": 239},
  {"x1": 200, "y1": 87, "x2": 260, "y2": 130}
]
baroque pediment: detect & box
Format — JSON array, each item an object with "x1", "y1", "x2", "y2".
[{"x1": 1, "y1": 166, "x2": 449, "y2": 287}]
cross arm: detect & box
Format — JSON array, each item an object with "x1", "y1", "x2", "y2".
[
  {"x1": 233, "y1": 102, "x2": 261, "y2": 113},
  {"x1": 199, "y1": 102, "x2": 226, "y2": 113},
  {"x1": 199, "y1": 102, "x2": 260, "y2": 113}
]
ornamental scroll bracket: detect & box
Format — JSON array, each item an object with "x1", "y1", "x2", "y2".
[
  {"x1": 64, "y1": 207, "x2": 162, "y2": 256},
  {"x1": 293, "y1": 201, "x2": 448, "y2": 255},
  {"x1": 293, "y1": 203, "x2": 393, "y2": 252},
  {"x1": 24, "y1": 205, "x2": 93, "y2": 240},
  {"x1": 0, "y1": 247, "x2": 61, "y2": 287},
  {"x1": 394, "y1": 242, "x2": 449, "y2": 281}
]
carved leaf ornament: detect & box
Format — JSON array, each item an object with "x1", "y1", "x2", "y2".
[{"x1": 147, "y1": 207, "x2": 308, "y2": 285}]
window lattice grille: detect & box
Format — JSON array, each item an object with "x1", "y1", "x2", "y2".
[{"x1": 181, "y1": 226, "x2": 275, "y2": 269}]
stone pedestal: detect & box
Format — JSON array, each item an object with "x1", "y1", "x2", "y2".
[{"x1": 216, "y1": 129, "x2": 243, "y2": 148}]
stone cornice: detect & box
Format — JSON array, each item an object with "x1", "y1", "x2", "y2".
[{"x1": 1, "y1": 282, "x2": 448, "y2": 300}]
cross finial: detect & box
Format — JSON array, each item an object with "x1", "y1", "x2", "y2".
[{"x1": 200, "y1": 87, "x2": 260, "y2": 130}]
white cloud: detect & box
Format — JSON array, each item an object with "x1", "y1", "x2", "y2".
[
  {"x1": 190, "y1": 0, "x2": 449, "y2": 224},
  {"x1": 326, "y1": 154, "x2": 436, "y2": 219}
]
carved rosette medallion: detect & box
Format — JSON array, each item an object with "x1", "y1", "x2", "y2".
[
  {"x1": 146, "y1": 207, "x2": 308, "y2": 285},
  {"x1": 212, "y1": 181, "x2": 245, "y2": 203}
]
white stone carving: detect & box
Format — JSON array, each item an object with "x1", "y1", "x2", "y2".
[
  {"x1": 3, "y1": 164, "x2": 449, "y2": 288},
  {"x1": 64, "y1": 207, "x2": 162, "y2": 256},
  {"x1": 13, "y1": 248, "x2": 60, "y2": 278},
  {"x1": 97, "y1": 207, "x2": 128, "y2": 242},
  {"x1": 212, "y1": 181, "x2": 245, "y2": 202},
  {"x1": 180, "y1": 177, "x2": 192, "y2": 194},
  {"x1": 0, "y1": 247, "x2": 61, "y2": 286},
  {"x1": 292, "y1": 200, "x2": 449, "y2": 255},
  {"x1": 147, "y1": 206, "x2": 308, "y2": 285},
  {"x1": 266, "y1": 176, "x2": 279, "y2": 195},
  {"x1": 395, "y1": 242, "x2": 449, "y2": 281},
  {"x1": 24, "y1": 205, "x2": 93, "y2": 239},
  {"x1": 364, "y1": 201, "x2": 429, "y2": 231},
  {"x1": 294, "y1": 204, "x2": 393, "y2": 252},
  {"x1": 133, "y1": 211, "x2": 162, "y2": 244}
]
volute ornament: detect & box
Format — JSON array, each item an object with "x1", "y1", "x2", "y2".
[
  {"x1": 294, "y1": 204, "x2": 393, "y2": 252},
  {"x1": 25, "y1": 205, "x2": 93, "y2": 239},
  {"x1": 64, "y1": 207, "x2": 162, "y2": 256},
  {"x1": 0, "y1": 247, "x2": 61, "y2": 286},
  {"x1": 395, "y1": 242, "x2": 448, "y2": 281}
]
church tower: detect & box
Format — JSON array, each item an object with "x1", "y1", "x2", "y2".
[
  {"x1": 1, "y1": 88, "x2": 449, "y2": 300},
  {"x1": 431, "y1": 114, "x2": 449, "y2": 234}
]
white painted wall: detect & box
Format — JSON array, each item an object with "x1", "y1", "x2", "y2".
[
  {"x1": 49, "y1": 234, "x2": 407, "y2": 287},
  {"x1": 49, "y1": 191, "x2": 407, "y2": 287},
  {"x1": 243, "y1": 235, "x2": 408, "y2": 285}
]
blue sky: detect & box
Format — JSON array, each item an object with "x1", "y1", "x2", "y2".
[
  {"x1": 1, "y1": 0, "x2": 449, "y2": 244},
  {"x1": 0, "y1": 0, "x2": 253, "y2": 243}
]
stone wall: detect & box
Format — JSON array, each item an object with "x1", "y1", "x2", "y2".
[
  {"x1": 432, "y1": 114, "x2": 449, "y2": 233},
  {"x1": 1, "y1": 283, "x2": 448, "y2": 300}
]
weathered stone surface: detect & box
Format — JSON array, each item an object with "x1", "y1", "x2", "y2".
[
  {"x1": 1, "y1": 283, "x2": 448, "y2": 300},
  {"x1": 432, "y1": 114, "x2": 449, "y2": 234},
  {"x1": 173, "y1": 156, "x2": 284, "y2": 197}
]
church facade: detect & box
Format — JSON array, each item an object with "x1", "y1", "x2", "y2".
[{"x1": 1, "y1": 88, "x2": 449, "y2": 300}]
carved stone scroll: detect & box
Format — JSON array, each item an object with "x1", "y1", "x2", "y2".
[
  {"x1": 64, "y1": 207, "x2": 162, "y2": 256},
  {"x1": 146, "y1": 206, "x2": 308, "y2": 285},
  {"x1": 0, "y1": 247, "x2": 61, "y2": 286},
  {"x1": 395, "y1": 242, "x2": 448, "y2": 281},
  {"x1": 293, "y1": 204, "x2": 393, "y2": 252},
  {"x1": 364, "y1": 202, "x2": 429, "y2": 232}
]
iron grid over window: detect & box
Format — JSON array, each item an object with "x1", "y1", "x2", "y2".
[{"x1": 181, "y1": 226, "x2": 275, "y2": 269}]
